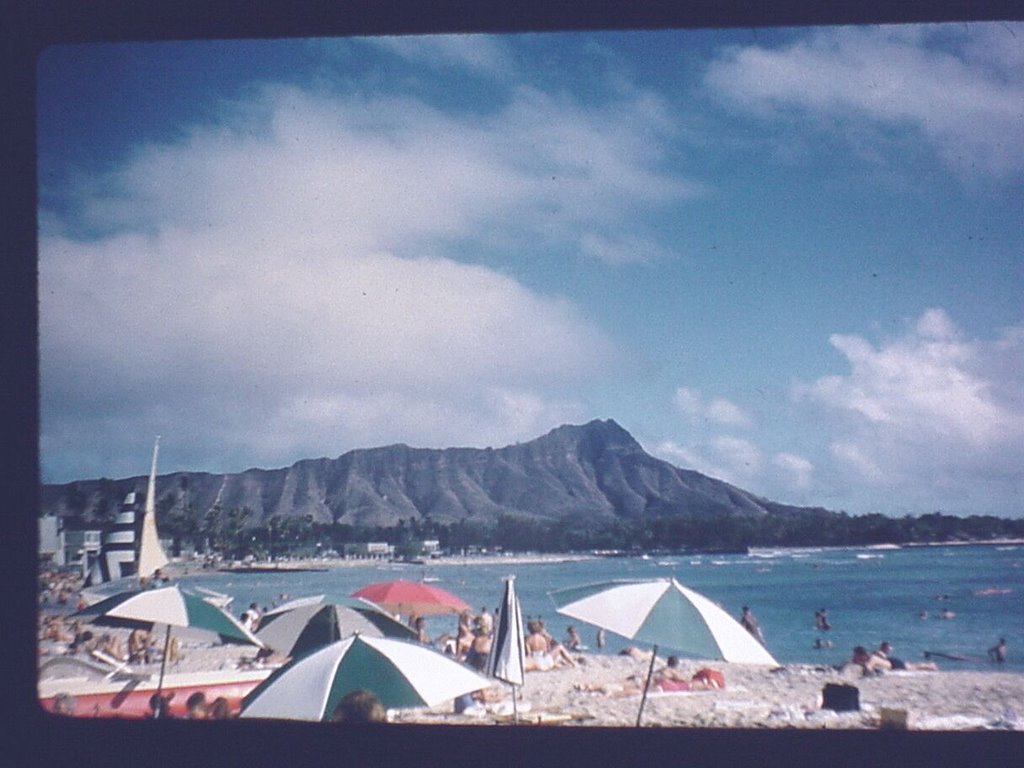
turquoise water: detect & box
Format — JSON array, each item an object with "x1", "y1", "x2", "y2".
[{"x1": 177, "y1": 544, "x2": 1023, "y2": 672}]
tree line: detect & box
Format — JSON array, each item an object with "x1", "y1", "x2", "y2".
[{"x1": 149, "y1": 502, "x2": 1024, "y2": 559}]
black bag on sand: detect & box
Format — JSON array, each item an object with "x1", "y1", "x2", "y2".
[{"x1": 822, "y1": 683, "x2": 860, "y2": 711}]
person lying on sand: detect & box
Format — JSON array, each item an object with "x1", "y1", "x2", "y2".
[
  {"x1": 238, "y1": 646, "x2": 290, "y2": 669},
  {"x1": 453, "y1": 685, "x2": 507, "y2": 714},
  {"x1": 873, "y1": 641, "x2": 938, "y2": 671},
  {"x1": 573, "y1": 662, "x2": 723, "y2": 697},
  {"x1": 846, "y1": 644, "x2": 937, "y2": 676},
  {"x1": 845, "y1": 646, "x2": 890, "y2": 675},
  {"x1": 618, "y1": 645, "x2": 654, "y2": 662}
]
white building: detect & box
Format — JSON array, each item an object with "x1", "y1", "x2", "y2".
[
  {"x1": 63, "y1": 528, "x2": 102, "y2": 568},
  {"x1": 38, "y1": 515, "x2": 65, "y2": 566}
]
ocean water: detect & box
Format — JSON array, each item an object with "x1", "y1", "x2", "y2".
[{"x1": 177, "y1": 544, "x2": 1023, "y2": 672}]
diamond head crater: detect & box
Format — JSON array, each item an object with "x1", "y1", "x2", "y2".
[{"x1": 40, "y1": 420, "x2": 1024, "y2": 556}]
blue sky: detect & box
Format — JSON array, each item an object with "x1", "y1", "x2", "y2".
[{"x1": 37, "y1": 24, "x2": 1024, "y2": 517}]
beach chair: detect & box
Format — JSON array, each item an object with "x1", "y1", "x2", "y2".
[{"x1": 90, "y1": 649, "x2": 148, "y2": 681}]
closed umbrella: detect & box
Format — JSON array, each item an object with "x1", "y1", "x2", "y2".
[
  {"x1": 549, "y1": 578, "x2": 778, "y2": 725},
  {"x1": 73, "y1": 585, "x2": 263, "y2": 715},
  {"x1": 351, "y1": 579, "x2": 470, "y2": 617},
  {"x1": 257, "y1": 599, "x2": 416, "y2": 656},
  {"x1": 239, "y1": 634, "x2": 492, "y2": 721},
  {"x1": 485, "y1": 576, "x2": 526, "y2": 721}
]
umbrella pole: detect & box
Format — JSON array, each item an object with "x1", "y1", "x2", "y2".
[
  {"x1": 156, "y1": 624, "x2": 172, "y2": 718},
  {"x1": 635, "y1": 644, "x2": 658, "y2": 728}
]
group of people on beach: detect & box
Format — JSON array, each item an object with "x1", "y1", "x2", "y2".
[
  {"x1": 38, "y1": 610, "x2": 182, "y2": 667},
  {"x1": 425, "y1": 607, "x2": 579, "y2": 673},
  {"x1": 38, "y1": 569, "x2": 85, "y2": 608}
]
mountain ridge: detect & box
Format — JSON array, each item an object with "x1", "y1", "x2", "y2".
[{"x1": 41, "y1": 419, "x2": 829, "y2": 527}]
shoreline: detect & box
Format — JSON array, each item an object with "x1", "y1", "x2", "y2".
[
  {"x1": 168, "y1": 552, "x2": 599, "y2": 577},
  {"x1": 165, "y1": 539, "x2": 1024, "y2": 578}
]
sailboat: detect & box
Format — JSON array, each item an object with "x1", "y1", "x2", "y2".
[
  {"x1": 82, "y1": 438, "x2": 168, "y2": 600},
  {"x1": 81, "y1": 438, "x2": 229, "y2": 608}
]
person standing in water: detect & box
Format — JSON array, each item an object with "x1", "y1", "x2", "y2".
[
  {"x1": 988, "y1": 638, "x2": 1007, "y2": 663},
  {"x1": 740, "y1": 606, "x2": 765, "y2": 645}
]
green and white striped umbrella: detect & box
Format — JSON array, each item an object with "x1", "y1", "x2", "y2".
[
  {"x1": 240, "y1": 634, "x2": 492, "y2": 721},
  {"x1": 549, "y1": 578, "x2": 778, "y2": 666},
  {"x1": 74, "y1": 585, "x2": 262, "y2": 647},
  {"x1": 73, "y1": 585, "x2": 263, "y2": 715}
]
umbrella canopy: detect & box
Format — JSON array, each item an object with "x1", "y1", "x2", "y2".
[
  {"x1": 351, "y1": 579, "x2": 470, "y2": 617},
  {"x1": 257, "y1": 600, "x2": 416, "y2": 656},
  {"x1": 486, "y1": 577, "x2": 525, "y2": 687},
  {"x1": 239, "y1": 634, "x2": 492, "y2": 721},
  {"x1": 73, "y1": 585, "x2": 263, "y2": 647},
  {"x1": 73, "y1": 585, "x2": 263, "y2": 716},
  {"x1": 549, "y1": 578, "x2": 778, "y2": 666}
]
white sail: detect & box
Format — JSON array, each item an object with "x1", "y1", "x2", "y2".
[{"x1": 136, "y1": 436, "x2": 170, "y2": 578}]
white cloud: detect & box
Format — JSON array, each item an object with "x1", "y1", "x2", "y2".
[
  {"x1": 39, "y1": 77, "x2": 691, "y2": 481},
  {"x1": 773, "y1": 452, "x2": 814, "y2": 491},
  {"x1": 705, "y1": 24, "x2": 1024, "y2": 177},
  {"x1": 653, "y1": 435, "x2": 761, "y2": 487},
  {"x1": 673, "y1": 386, "x2": 751, "y2": 427},
  {"x1": 362, "y1": 34, "x2": 517, "y2": 78},
  {"x1": 801, "y1": 310, "x2": 1024, "y2": 512}
]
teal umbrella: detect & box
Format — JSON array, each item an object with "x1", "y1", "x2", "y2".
[
  {"x1": 73, "y1": 585, "x2": 263, "y2": 714},
  {"x1": 239, "y1": 634, "x2": 491, "y2": 721},
  {"x1": 550, "y1": 578, "x2": 777, "y2": 725}
]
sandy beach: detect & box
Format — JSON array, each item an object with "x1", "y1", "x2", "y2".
[
  {"x1": 43, "y1": 635, "x2": 1022, "y2": 730},
  {"x1": 393, "y1": 652, "x2": 1024, "y2": 730}
]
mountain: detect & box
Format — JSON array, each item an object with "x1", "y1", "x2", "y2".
[{"x1": 40, "y1": 419, "x2": 826, "y2": 528}]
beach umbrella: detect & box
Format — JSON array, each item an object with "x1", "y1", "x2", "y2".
[
  {"x1": 486, "y1": 576, "x2": 526, "y2": 722},
  {"x1": 351, "y1": 579, "x2": 471, "y2": 617},
  {"x1": 257, "y1": 599, "x2": 416, "y2": 656},
  {"x1": 549, "y1": 577, "x2": 778, "y2": 725},
  {"x1": 239, "y1": 634, "x2": 492, "y2": 721},
  {"x1": 73, "y1": 585, "x2": 263, "y2": 715}
]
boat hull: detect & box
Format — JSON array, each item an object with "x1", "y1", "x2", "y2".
[{"x1": 39, "y1": 667, "x2": 272, "y2": 718}]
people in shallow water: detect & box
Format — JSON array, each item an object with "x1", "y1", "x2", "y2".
[
  {"x1": 814, "y1": 608, "x2": 831, "y2": 631},
  {"x1": 565, "y1": 625, "x2": 583, "y2": 651},
  {"x1": 740, "y1": 606, "x2": 766, "y2": 645},
  {"x1": 988, "y1": 638, "x2": 1007, "y2": 663}
]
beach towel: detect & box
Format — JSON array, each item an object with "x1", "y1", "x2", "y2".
[
  {"x1": 654, "y1": 678, "x2": 690, "y2": 692},
  {"x1": 692, "y1": 668, "x2": 725, "y2": 689}
]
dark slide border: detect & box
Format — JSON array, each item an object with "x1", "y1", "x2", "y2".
[{"x1": 5, "y1": 3, "x2": 1021, "y2": 766}]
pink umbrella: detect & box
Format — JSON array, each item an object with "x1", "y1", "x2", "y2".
[{"x1": 351, "y1": 579, "x2": 470, "y2": 617}]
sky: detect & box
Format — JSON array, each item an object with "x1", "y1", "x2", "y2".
[{"x1": 36, "y1": 23, "x2": 1024, "y2": 517}]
